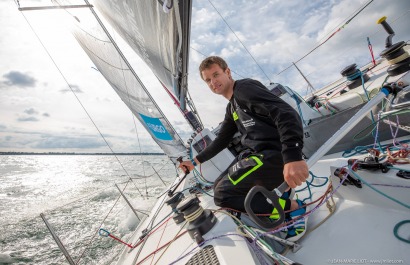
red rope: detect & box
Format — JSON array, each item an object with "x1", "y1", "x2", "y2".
[
  {"x1": 367, "y1": 37, "x2": 376, "y2": 66},
  {"x1": 149, "y1": 217, "x2": 170, "y2": 265},
  {"x1": 386, "y1": 145, "x2": 410, "y2": 164},
  {"x1": 132, "y1": 216, "x2": 173, "y2": 249},
  {"x1": 135, "y1": 231, "x2": 189, "y2": 265},
  {"x1": 109, "y1": 234, "x2": 134, "y2": 248},
  {"x1": 98, "y1": 216, "x2": 174, "y2": 251}
]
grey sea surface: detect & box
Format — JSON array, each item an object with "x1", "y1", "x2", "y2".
[{"x1": 0, "y1": 155, "x2": 176, "y2": 265}]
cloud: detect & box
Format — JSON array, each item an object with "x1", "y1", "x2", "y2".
[
  {"x1": 24, "y1": 108, "x2": 39, "y2": 115},
  {"x1": 15, "y1": 108, "x2": 48, "y2": 122},
  {"x1": 0, "y1": 124, "x2": 6, "y2": 130},
  {"x1": 17, "y1": 117, "x2": 39, "y2": 122},
  {"x1": 190, "y1": 0, "x2": 410, "y2": 94},
  {"x1": 0, "y1": 129, "x2": 111, "y2": 152},
  {"x1": 1, "y1": 71, "x2": 37, "y2": 88},
  {"x1": 60, "y1": 84, "x2": 83, "y2": 93},
  {"x1": 34, "y1": 136, "x2": 106, "y2": 149},
  {"x1": 1, "y1": 0, "x2": 409, "y2": 154}
]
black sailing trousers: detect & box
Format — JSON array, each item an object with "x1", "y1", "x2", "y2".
[{"x1": 213, "y1": 154, "x2": 289, "y2": 214}]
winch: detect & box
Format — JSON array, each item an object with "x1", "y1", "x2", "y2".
[
  {"x1": 378, "y1": 16, "x2": 410, "y2": 76},
  {"x1": 340, "y1": 63, "x2": 370, "y2": 90},
  {"x1": 165, "y1": 192, "x2": 185, "y2": 224},
  {"x1": 176, "y1": 195, "x2": 217, "y2": 244}
]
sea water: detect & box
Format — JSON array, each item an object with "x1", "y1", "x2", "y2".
[{"x1": 0, "y1": 155, "x2": 176, "y2": 265}]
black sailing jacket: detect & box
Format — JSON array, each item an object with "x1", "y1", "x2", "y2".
[{"x1": 196, "y1": 78, "x2": 303, "y2": 165}]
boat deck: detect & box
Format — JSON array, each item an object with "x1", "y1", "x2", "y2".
[
  {"x1": 116, "y1": 136, "x2": 410, "y2": 265},
  {"x1": 287, "y1": 149, "x2": 410, "y2": 264}
]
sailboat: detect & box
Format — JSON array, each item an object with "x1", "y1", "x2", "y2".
[{"x1": 17, "y1": 0, "x2": 409, "y2": 264}]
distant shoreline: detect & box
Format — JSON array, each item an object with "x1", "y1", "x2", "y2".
[{"x1": 0, "y1": 152, "x2": 165, "y2": 156}]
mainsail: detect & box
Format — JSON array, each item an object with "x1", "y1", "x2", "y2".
[
  {"x1": 93, "y1": 0, "x2": 202, "y2": 131},
  {"x1": 52, "y1": 0, "x2": 187, "y2": 162}
]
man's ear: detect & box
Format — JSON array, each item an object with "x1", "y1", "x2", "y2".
[{"x1": 226, "y1": 67, "x2": 232, "y2": 78}]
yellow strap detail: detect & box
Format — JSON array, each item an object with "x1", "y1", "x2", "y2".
[
  {"x1": 228, "y1": 156, "x2": 263, "y2": 185},
  {"x1": 233, "y1": 111, "x2": 238, "y2": 121},
  {"x1": 269, "y1": 198, "x2": 287, "y2": 219}
]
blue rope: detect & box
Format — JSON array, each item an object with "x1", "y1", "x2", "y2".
[
  {"x1": 188, "y1": 146, "x2": 214, "y2": 187},
  {"x1": 359, "y1": 72, "x2": 384, "y2": 149},
  {"x1": 347, "y1": 70, "x2": 362, "y2": 81},
  {"x1": 348, "y1": 166, "x2": 410, "y2": 209},
  {"x1": 295, "y1": 171, "x2": 329, "y2": 203},
  {"x1": 291, "y1": 94, "x2": 308, "y2": 126},
  {"x1": 190, "y1": 186, "x2": 214, "y2": 197},
  {"x1": 393, "y1": 220, "x2": 410, "y2": 243}
]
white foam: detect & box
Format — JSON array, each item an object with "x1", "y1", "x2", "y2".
[{"x1": 0, "y1": 253, "x2": 14, "y2": 264}]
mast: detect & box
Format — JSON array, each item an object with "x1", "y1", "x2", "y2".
[{"x1": 293, "y1": 62, "x2": 315, "y2": 94}]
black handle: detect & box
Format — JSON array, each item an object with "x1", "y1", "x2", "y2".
[
  {"x1": 377, "y1": 16, "x2": 394, "y2": 35},
  {"x1": 177, "y1": 156, "x2": 189, "y2": 174},
  {"x1": 244, "y1": 182, "x2": 289, "y2": 230}
]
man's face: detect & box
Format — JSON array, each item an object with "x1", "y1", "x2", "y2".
[{"x1": 201, "y1": 63, "x2": 232, "y2": 97}]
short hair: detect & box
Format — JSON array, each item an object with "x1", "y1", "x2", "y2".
[{"x1": 199, "y1": 56, "x2": 228, "y2": 80}]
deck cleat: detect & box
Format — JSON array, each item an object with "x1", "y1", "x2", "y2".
[
  {"x1": 348, "y1": 157, "x2": 391, "y2": 173},
  {"x1": 397, "y1": 170, "x2": 410, "y2": 179},
  {"x1": 333, "y1": 167, "x2": 362, "y2": 188}
]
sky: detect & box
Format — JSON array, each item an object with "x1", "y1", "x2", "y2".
[{"x1": 0, "y1": 0, "x2": 409, "y2": 153}]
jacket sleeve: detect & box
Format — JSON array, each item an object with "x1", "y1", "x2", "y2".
[
  {"x1": 236, "y1": 79, "x2": 304, "y2": 164},
  {"x1": 196, "y1": 104, "x2": 237, "y2": 163}
]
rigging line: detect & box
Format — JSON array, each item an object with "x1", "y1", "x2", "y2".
[
  {"x1": 52, "y1": 0, "x2": 111, "y2": 43},
  {"x1": 185, "y1": 90, "x2": 204, "y2": 127},
  {"x1": 112, "y1": 24, "x2": 149, "y2": 197},
  {"x1": 18, "y1": 9, "x2": 144, "y2": 197},
  {"x1": 315, "y1": 0, "x2": 375, "y2": 45},
  {"x1": 294, "y1": 9, "x2": 410, "y2": 84},
  {"x1": 75, "y1": 180, "x2": 132, "y2": 265},
  {"x1": 368, "y1": 9, "x2": 410, "y2": 39},
  {"x1": 207, "y1": 0, "x2": 272, "y2": 84},
  {"x1": 274, "y1": 0, "x2": 375, "y2": 77},
  {"x1": 134, "y1": 190, "x2": 170, "y2": 263},
  {"x1": 284, "y1": 26, "x2": 405, "y2": 93}
]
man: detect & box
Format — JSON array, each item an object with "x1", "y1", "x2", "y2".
[{"x1": 180, "y1": 56, "x2": 309, "y2": 241}]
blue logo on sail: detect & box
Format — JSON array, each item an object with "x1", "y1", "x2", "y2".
[{"x1": 139, "y1": 113, "x2": 172, "y2": 141}]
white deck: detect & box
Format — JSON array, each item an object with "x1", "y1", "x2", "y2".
[
  {"x1": 115, "y1": 135, "x2": 410, "y2": 265},
  {"x1": 287, "y1": 150, "x2": 410, "y2": 264}
]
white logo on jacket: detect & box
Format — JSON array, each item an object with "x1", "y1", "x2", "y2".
[{"x1": 242, "y1": 118, "x2": 255, "y2": 128}]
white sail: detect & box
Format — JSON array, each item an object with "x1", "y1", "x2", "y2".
[
  {"x1": 53, "y1": 0, "x2": 187, "y2": 162},
  {"x1": 93, "y1": 0, "x2": 202, "y2": 131}
]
